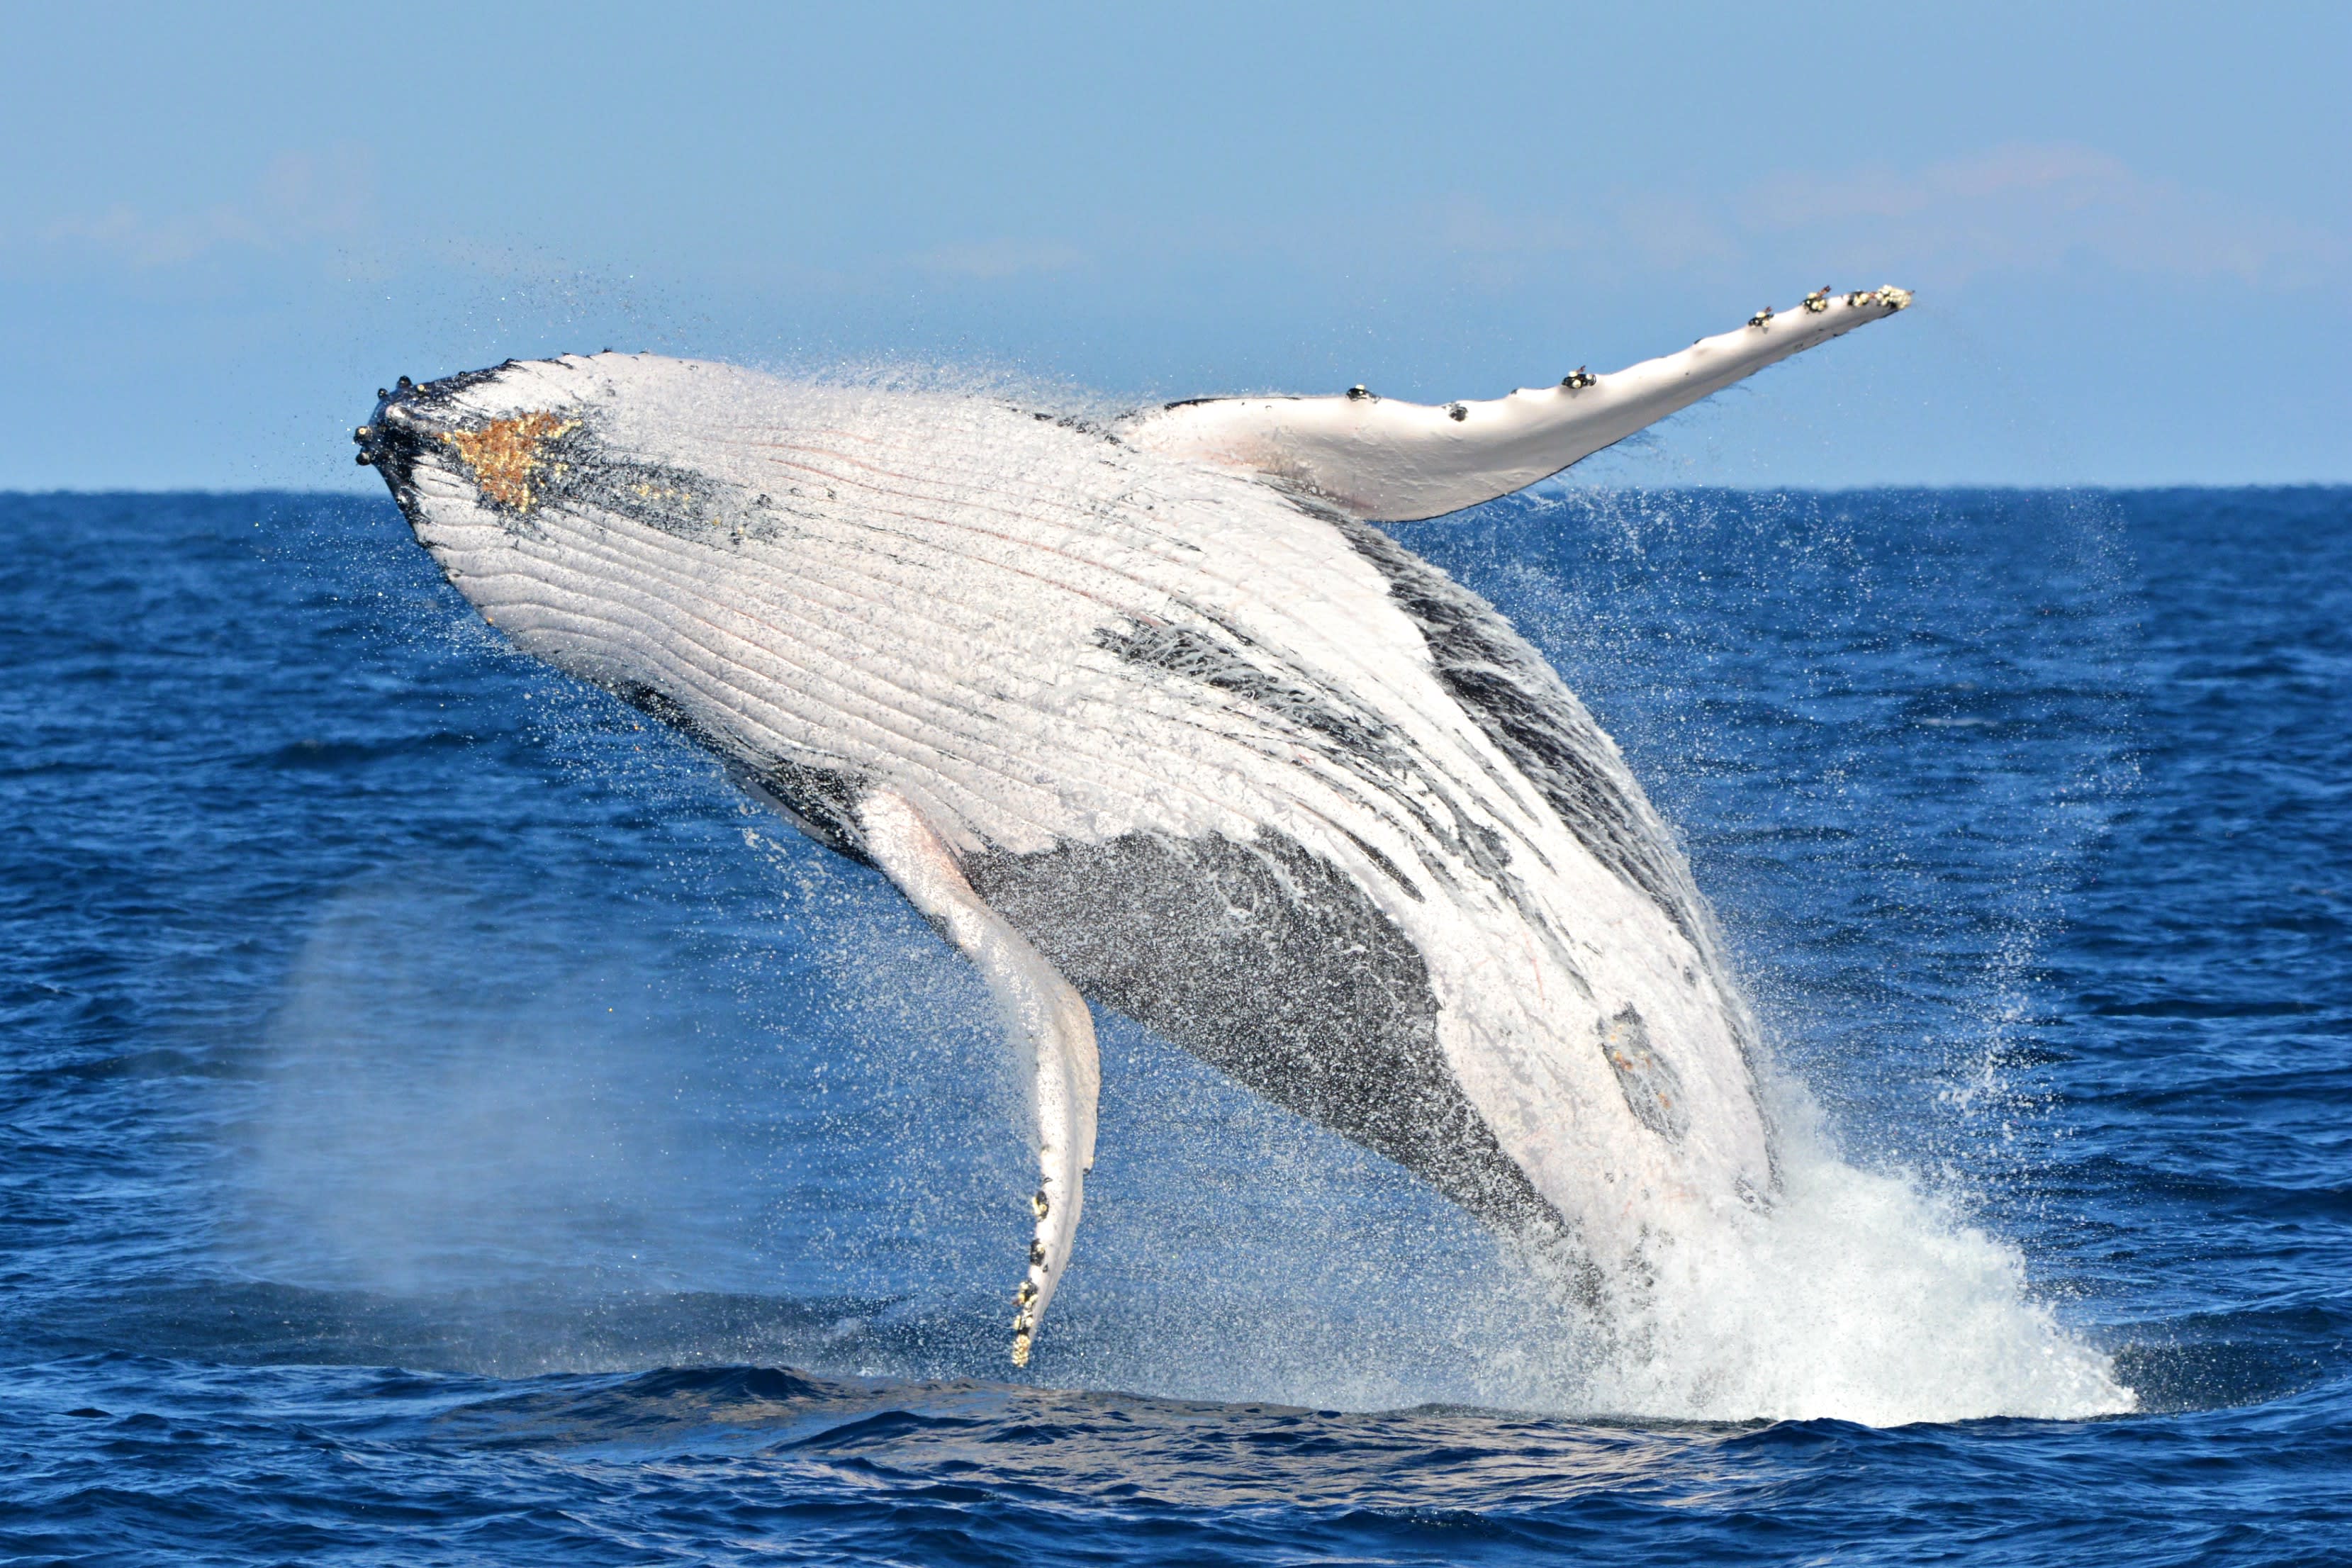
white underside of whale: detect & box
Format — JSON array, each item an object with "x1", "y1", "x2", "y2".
[{"x1": 364, "y1": 287, "x2": 1910, "y2": 1362}]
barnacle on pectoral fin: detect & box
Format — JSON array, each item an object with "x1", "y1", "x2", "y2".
[
  {"x1": 1011, "y1": 1275, "x2": 1046, "y2": 1366},
  {"x1": 440, "y1": 411, "x2": 581, "y2": 511},
  {"x1": 1010, "y1": 1190, "x2": 1059, "y2": 1366}
]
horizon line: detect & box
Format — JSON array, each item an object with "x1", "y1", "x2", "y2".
[{"x1": 6, "y1": 481, "x2": 2350, "y2": 502}]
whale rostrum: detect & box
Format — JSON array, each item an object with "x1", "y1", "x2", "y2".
[{"x1": 359, "y1": 289, "x2": 1912, "y2": 1364}]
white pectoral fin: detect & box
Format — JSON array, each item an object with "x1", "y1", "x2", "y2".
[
  {"x1": 858, "y1": 788, "x2": 1100, "y2": 1368},
  {"x1": 1122, "y1": 286, "x2": 1913, "y2": 522}
]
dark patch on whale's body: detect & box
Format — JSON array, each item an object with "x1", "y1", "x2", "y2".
[
  {"x1": 1092, "y1": 596, "x2": 1591, "y2": 995},
  {"x1": 362, "y1": 389, "x2": 731, "y2": 540},
  {"x1": 964, "y1": 829, "x2": 1559, "y2": 1233},
  {"x1": 1328, "y1": 514, "x2": 1734, "y2": 1001}
]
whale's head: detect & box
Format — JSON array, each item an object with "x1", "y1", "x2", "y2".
[
  {"x1": 354, "y1": 356, "x2": 638, "y2": 551},
  {"x1": 357, "y1": 351, "x2": 775, "y2": 638},
  {"x1": 355, "y1": 362, "x2": 583, "y2": 577},
  {"x1": 354, "y1": 352, "x2": 810, "y2": 736}
]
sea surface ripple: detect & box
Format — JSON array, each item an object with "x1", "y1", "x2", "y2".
[{"x1": 1, "y1": 487, "x2": 2346, "y2": 1564}]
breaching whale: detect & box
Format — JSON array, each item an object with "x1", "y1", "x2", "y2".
[{"x1": 357, "y1": 286, "x2": 1913, "y2": 1364}]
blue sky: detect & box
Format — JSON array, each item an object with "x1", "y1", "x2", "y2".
[{"x1": 3, "y1": 1, "x2": 2344, "y2": 489}]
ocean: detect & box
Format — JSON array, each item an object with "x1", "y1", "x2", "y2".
[{"x1": 1, "y1": 484, "x2": 2344, "y2": 1564}]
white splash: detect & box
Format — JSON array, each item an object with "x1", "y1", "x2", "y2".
[{"x1": 1576, "y1": 1127, "x2": 2136, "y2": 1424}]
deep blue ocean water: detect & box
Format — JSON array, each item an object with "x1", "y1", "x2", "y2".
[{"x1": 2, "y1": 484, "x2": 2346, "y2": 1564}]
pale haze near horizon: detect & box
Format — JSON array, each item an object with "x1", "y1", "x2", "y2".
[{"x1": 2, "y1": 1, "x2": 2344, "y2": 492}]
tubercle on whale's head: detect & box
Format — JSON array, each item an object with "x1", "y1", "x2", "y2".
[{"x1": 357, "y1": 369, "x2": 474, "y2": 483}]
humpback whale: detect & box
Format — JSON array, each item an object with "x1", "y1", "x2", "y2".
[{"x1": 356, "y1": 286, "x2": 1913, "y2": 1364}]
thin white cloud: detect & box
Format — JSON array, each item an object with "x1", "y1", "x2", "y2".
[
  {"x1": 35, "y1": 149, "x2": 376, "y2": 268},
  {"x1": 1737, "y1": 142, "x2": 2345, "y2": 289},
  {"x1": 1612, "y1": 193, "x2": 1742, "y2": 272},
  {"x1": 912, "y1": 238, "x2": 1086, "y2": 280},
  {"x1": 1341, "y1": 143, "x2": 2343, "y2": 297}
]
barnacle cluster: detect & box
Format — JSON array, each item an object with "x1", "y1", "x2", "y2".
[{"x1": 439, "y1": 411, "x2": 581, "y2": 512}]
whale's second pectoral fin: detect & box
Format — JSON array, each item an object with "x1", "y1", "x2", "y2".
[
  {"x1": 858, "y1": 788, "x2": 1101, "y2": 1367},
  {"x1": 1121, "y1": 286, "x2": 1913, "y2": 522}
]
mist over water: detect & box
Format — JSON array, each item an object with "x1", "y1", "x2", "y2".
[
  {"x1": 5, "y1": 479, "x2": 2343, "y2": 1563},
  {"x1": 230, "y1": 866, "x2": 2131, "y2": 1423}
]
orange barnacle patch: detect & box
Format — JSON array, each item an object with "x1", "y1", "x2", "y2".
[{"x1": 439, "y1": 412, "x2": 581, "y2": 511}]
